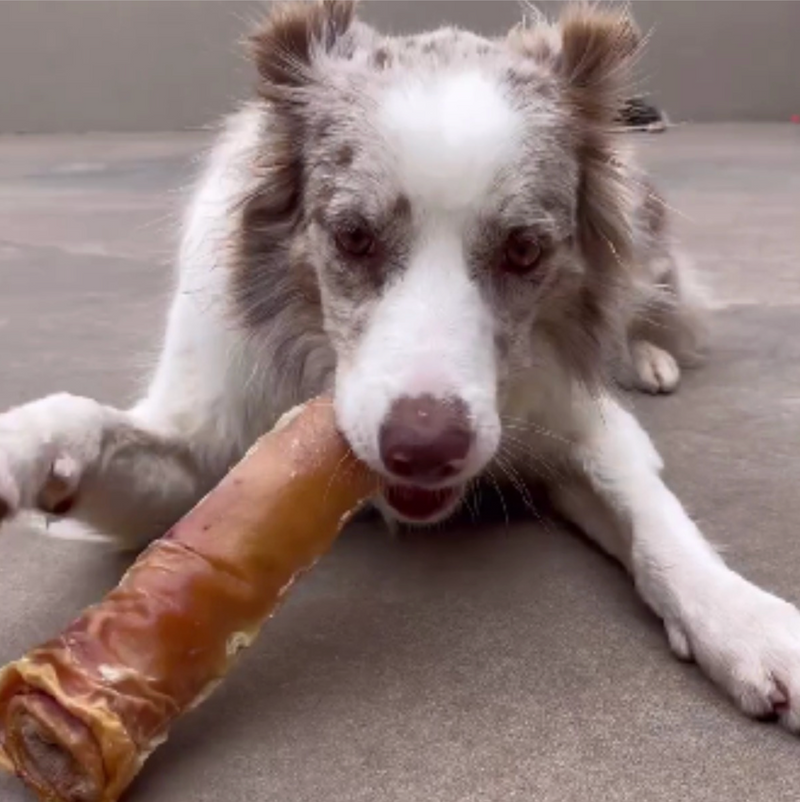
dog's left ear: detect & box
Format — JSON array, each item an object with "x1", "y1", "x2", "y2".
[
  {"x1": 556, "y1": 4, "x2": 640, "y2": 126},
  {"x1": 509, "y1": 4, "x2": 640, "y2": 127}
]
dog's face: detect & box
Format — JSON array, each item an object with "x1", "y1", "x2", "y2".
[
  {"x1": 240, "y1": 2, "x2": 639, "y2": 524},
  {"x1": 308, "y1": 51, "x2": 580, "y2": 525}
]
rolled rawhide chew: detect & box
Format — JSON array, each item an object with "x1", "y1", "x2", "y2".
[{"x1": 0, "y1": 397, "x2": 376, "y2": 802}]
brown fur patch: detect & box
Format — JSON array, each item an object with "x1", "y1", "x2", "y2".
[
  {"x1": 529, "y1": 6, "x2": 642, "y2": 387},
  {"x1": 393, "y1": 194, "x2": 411, "y2": 220},
  {"x1": 336, "y1": 144, "x2": 355, "y2": 167},
  {"x1": 372, "y1": 46, "x2": 392, "y2": 69},
  {"x1": 567, "y1": 140, "x2": 635, "y2": 372},
  {"x1": 232, "y1": 150, "x2": 333, "y2": 395},
  {"x1": 558, "y1": 4, "x2": 640, "y2": 126},
  {"x1": 249, "y1": 0, "x2": 358, "y2": 97},
  {"x1": 232, "y1": 127, "x2": 304, "y2": 330},
  {"x1": 231, "y1": 5, "x2": 361, "y2": 388},
  {"x1": 314, "y1": 115, "x2": 336, "y2": 142}
]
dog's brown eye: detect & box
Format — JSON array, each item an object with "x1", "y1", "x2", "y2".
[
  {"x1": 336, "y1": 226, "x2": 376, "y2": 258},
  {"x1": 503, "y1": 230, "x2": 542, "y2": 275}
]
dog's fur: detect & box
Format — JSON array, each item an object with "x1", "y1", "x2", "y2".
[{"x1": 3, "y1": 1, "x2": 800, "y2": 732}]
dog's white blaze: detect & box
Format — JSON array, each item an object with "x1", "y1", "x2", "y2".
[
  {"x1": 335, "y1": 217, "x2": 501, "y2": 476},
  {"x1": 379, "y1": 70, "x2": 522, "y2": 211},
  {"x1": 338, "y1": 71, "x2": 520, "y2": 473}
]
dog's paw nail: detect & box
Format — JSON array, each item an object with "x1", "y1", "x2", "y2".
[
  {"x1": 49, "y1": 496, "x2": 77, "y2": 517},
  {"x1": 769, "y1": 681, "x2": 790, "y2": 714},
  {"x1": 666, "y1": 622, "x2": 693, "y2": 661},
  {"x1": 36, "y1": 456, "x2": 82, "y2": 516}
]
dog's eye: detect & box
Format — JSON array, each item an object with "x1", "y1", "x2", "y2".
[
  {"x1": 502, "y1": 230, "x2": 542, "y2": 275},
  {"x1": 335, "y1": 225, "x2": 376, "y2": 258}
]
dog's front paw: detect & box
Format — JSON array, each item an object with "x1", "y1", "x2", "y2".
[
  {"x1": 0, "y1": 394, "x2": 104, "y2": 523},
  {"x1": 666, "y1": 573, "x2": 800, "y2": 731},
  {"x1": 631, "y1": 340, "x2": 680, "y2": 394}
]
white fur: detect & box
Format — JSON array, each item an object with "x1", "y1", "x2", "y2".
[
  {"x1": 4, "y1": 104, "x2": 800, "y2": 734},
  {"x1": 338, "y1": 72, "x2": 519, "y2": 480},
  {"x1": 135, "y1": 105, "x2": 273, "y2": 465},
  {"x1": 379, "y1": 71, "x2": 522, "y2": 210},
  {"x1": 336, "y1": 215, "x2": 500, "y2": 479},
  {"x1": 0, "y1": 393, "x2": 199, "y2": 546},
  {"x1": 554, "y1": 396, "x2": 800, "y2": 728}
]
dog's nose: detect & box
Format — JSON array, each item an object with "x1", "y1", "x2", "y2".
[{"x1": 379, "y1": 395, "x2": 473, "y2": 482}]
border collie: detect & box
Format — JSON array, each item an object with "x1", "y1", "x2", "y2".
[{"x1": 3, "y1": 1, "x2": 800, "y2": 731}]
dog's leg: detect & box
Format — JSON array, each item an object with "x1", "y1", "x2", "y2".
[
  {"x1": 0, "y1": 393, "x2": 211, "y2": 546},
  {"x1": 550, "y1": 396, "x2": 800, "y2": 731}
]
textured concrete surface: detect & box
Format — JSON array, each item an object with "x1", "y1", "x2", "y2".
[{"x1": 1, "y1": 124, "x2": 799, "y2": 801}]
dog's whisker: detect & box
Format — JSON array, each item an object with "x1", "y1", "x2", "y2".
[
  {"x1": 498, "y1": 438, "x2": 568, "y2": 488},
  {"x1": 494, "y1": 455, "x2": 560, "y2": 538},
  {"x1": 501, "y1": 431, "x2": 572, "y2": 478},
  {"x1": 494, "y1": 455, "x2": 535, "y2": 509},
  {"x1": 500, "y1": 418, "x2": 573, "y2": 446},
  {"x1": 500, "y1": 444, "x2": 565, "y2": 488}
]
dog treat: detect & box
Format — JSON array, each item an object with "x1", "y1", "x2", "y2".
[{"x1": 0, "y1": 398, "x2": 376, "y2": 802}]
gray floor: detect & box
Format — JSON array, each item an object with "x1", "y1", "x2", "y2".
[{"x1": 1, "y1": 124, "x2": 800, "y2": 801}]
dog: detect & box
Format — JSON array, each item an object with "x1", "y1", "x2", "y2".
[{"x1": 2, "y1": 0, "x2": 800, "y2": 732}]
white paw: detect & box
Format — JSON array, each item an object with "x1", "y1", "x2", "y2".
[
  {"x1": 631, "y1": 341, "x2": 680, "y2": 394},
  {"x1": 0, "y1": 394, "x2": 104, "y2": 523},
  {"x1": 665, "y1": 573, "x2": 800, "y2": 731}
]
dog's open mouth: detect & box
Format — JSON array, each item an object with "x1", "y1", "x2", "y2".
[{"x1": 382, "y1": 484, "x2": 463, "y2": 523}]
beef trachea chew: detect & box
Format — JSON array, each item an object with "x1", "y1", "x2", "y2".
[{"x1": 0, "y1": 398, "x2": 377, "y2": 802}]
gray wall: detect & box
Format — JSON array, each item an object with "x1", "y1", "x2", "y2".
[{"x1": 1, "y1": 1, "x2": 798, "y2": 133}]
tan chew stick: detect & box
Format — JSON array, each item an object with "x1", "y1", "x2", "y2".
[{"x1": 0, "y1": 398, "x2": 377, "y2": 802}]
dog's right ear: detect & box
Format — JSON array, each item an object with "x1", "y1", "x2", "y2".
[{"x1": 249, "y1": 0, "x2": 358, "y2": 98}]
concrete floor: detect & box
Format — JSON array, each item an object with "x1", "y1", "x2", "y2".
[{"x1": 1, "y1": 124, "x2": 800, "y2": 801}]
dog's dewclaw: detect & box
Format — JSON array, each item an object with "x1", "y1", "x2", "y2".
[{"x1": 0, "y1": 397, "x2": 377, "y2": 802}]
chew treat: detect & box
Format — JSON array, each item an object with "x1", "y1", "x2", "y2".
[{"x1": 0, "y1": 398, "x2": 376, "y2": 802}]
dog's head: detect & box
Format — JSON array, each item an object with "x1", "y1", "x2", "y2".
[{"x1": 235, "y1": 1, "x2": 640, "y2": 523}]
